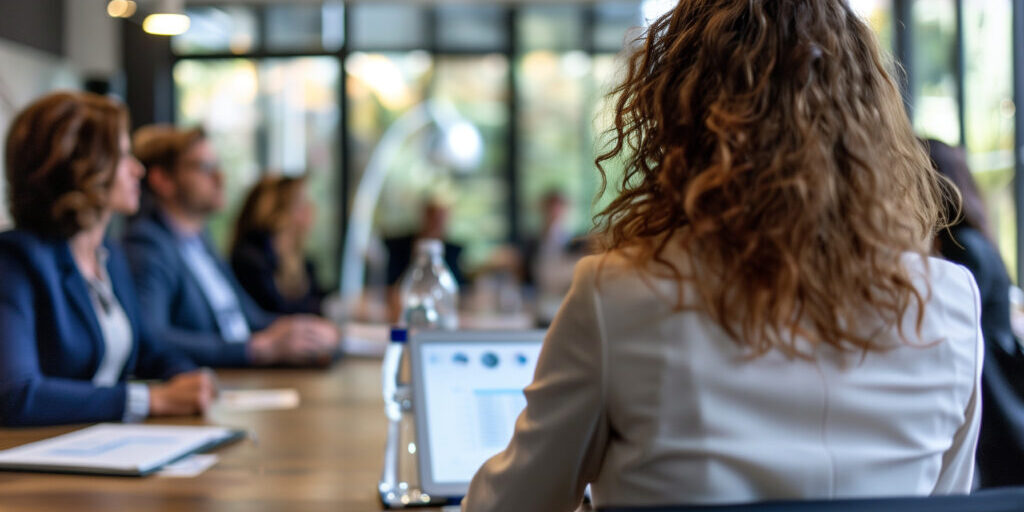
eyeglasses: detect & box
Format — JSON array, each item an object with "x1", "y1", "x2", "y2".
[{"x1": 181, "y1": 159, "x2": 220, "y2": 175}]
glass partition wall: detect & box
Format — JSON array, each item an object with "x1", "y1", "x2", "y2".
[{"x1": 170, "y1": 1, "x2": 1021, "y2": 288}]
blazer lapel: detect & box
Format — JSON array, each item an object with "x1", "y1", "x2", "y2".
[{"x1": 57, "y1": 243, "x2": 106, "y2": 364}]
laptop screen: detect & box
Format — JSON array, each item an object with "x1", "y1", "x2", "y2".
[{"x1": 410, "y1": 331, "x2": 545, "y2": 498}]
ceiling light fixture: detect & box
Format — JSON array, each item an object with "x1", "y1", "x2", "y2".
[
  {"x1": 106, "y1": 0, "x2": 137, "y2": 18},
  {"x1": 143, "y1": 0, "x2": 190, "y2": 36}
]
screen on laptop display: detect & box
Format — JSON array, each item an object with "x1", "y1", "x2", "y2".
[{"x1": 412, "y1": 332, "x2": 544, "y2": 496}]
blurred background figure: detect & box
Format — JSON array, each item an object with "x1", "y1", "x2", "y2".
[
  {"x1": 0, "y1": 91, "x2": 214, "y2": 426},
  {"x1": 384, "y1": 197, "x2": 465, "y2": 322},
  {"x1": 124, "y1": 125, "x2": 338, "y2": 368},
  {"x1": 927, "y1": 138, "x2": 1024, "y2": 489},
  {"x1": 231, "y1": 174, "x2": 326, "y2": 316},
  {"x1": 522, "y1": 190, "x2": 591, "y2": 326}
]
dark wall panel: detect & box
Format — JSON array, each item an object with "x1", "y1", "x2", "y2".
[
  {"x1": 121, "y1": 19, "x2": 173, "y2": 130},
  {"x1": 0, "y1": 0, "x2": 65, "y2": 56}
]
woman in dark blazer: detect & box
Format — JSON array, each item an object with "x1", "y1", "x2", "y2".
[
  {"x1": 0, "y1": 91, "x2": 215, "y2": 426},
  {"x1": 230, "y1": 175, "x2": 325, "y2": 315},
  {"x1": 927, "y1": 138, "x2": 1024, "y2": 487}
]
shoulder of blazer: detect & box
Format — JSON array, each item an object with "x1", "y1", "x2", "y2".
[
  {"x1": 124, "y1": 210, "x2": 173, "y2": 243},
  {"x1": 122, "y1": 211, "x2": 183, "y2": 268},
  {"x1": 0, "y1": 230, "x2": 69, "y2": 276}
]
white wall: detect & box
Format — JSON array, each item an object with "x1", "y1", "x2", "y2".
[
  {"x1": 65, "y1": 0, "x2": 121, "y2": 77},
  {"x1": 0, "y1": 39, "x2": 79, "y2": 230},
  {"x1": 0, "y1": 0, "x2": 121, "y2": 229}
]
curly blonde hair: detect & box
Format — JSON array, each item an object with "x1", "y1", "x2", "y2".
[{"x1": 595, "y1": 0, "x2": 950, "y2": 356}]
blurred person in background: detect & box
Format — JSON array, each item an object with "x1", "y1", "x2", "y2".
[
  {"x1": 0, "y1": 91, "x2": 214, "y2": 426},
  {"x1": 384, "y1": 197, "x2": 465, "y2": 321},
  {"x1": 521, "y1": 190, "x2": 591, "y2": 326},
  {"x1": 926, "y1": 138, "x2": 1024, "y2": 488},
  {"x1": 124, "y1": 125, "x2": 338, "y2": 368},
  {"x1": 230, "y1": 174, "x2": 326, "y2": 316}
]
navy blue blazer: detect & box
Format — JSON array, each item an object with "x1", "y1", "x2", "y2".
[
  {"x1": 0, "y1": 230, "x2": 196, "y2": 427},
  {"x1": 122, "y1": 209, "x2": 276, "y2": 367},
  {"x1": 230, "y1": 231, "x2": 325, "y2": 315}
]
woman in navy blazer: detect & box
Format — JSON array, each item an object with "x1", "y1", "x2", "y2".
[{"x1": 0, "y1": 91, "x2": 215, "y2": 426}]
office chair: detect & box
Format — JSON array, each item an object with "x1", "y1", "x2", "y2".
[{"x1": 600, "y1": 486, "x2": 1024, "y2": 512}]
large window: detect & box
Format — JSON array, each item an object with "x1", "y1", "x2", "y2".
[
  {"x1": 173, "y1": 58, "x2": 261, "y2": 250},
  {"x1": 346, "y1": 50, "x2": 510, "y2": 268},
  {"x1": 964, "y1": 0, "x2": 1017, "y2": 279},
  {"x1": 911, "y1": 0, "x2": 959, "y2": 144},
  {"x1": 168, "y1": 1, "x2": 1023, "y2": 287},
  {"x1": 517, "y1": 6, "x2": 589, "y2": 238},
  {"x1": 174, "y1": 4, "x2": 344, "y2": 289},
  {"x1": 850, "y1": 0, "x2": 895, "y2": 56}
]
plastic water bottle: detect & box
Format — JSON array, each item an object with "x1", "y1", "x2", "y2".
[
  {"x1": 378, "y1": 239, "x2": 459, "y2": 507},
  {"x1": 381, "y1": 328, "x2": 407, "y2": 424},
  {"x1": 380, "y1": 327, "x2": 420, "y2": 506},
  {"x1": 399, "y1": 239, "x2": 459, "y2": 331}
]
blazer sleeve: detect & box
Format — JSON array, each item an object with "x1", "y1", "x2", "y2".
[
  {"x1": 0, "y1": 251, "x2": 128, "y2": 426},
  {"x1": 462, "y1": 258, "x2": 610, "y2": 512},
  {"x1": 123, "y1": 234, "x2": 250, "y2": 368},
  {"x1": 933, "y1": 265, "x2": 984, "y2": 493}
]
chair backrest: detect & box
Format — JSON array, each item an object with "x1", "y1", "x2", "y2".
[{"x1": 598, "y1": 487, "x2": 1024, "y2": 512}]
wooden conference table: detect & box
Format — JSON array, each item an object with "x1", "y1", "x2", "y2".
[{"x1": 0, "y1": 358, "x2": 431, "y2": 512}]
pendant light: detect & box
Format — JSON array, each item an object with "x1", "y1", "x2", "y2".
[{"x1": 142, "y1": 0, "x2": 190, "y2": 36}]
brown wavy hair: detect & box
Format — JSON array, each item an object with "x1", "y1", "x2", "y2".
[
  {"x1": 230, "y1": 174, "x2": 308, "y2": 253},
  {"x1": 5, "y1": 91, "x2": 128, "y2": 239},
  {"x1": 595, "y1": 1, "x2": 949, "y2": 356},
  {"x1": 924, "y1": 138, "x2": 991, "y2": 240}
]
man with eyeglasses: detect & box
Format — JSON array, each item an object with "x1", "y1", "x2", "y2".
[{"x1": 123, "y1": 125, "x2": 339, "y2": 368}]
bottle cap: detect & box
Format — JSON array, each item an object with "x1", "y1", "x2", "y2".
[
  {"x1": 414, "y1": 238, "x2": 444, "y2": 257},
  {"x1": 389, "y1": 327, "x2": 408, "y2": 344}
]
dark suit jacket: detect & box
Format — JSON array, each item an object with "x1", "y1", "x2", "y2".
[
  {"x1": 230, "y1": 232, "x2": 325, "y2": 315},
  {"x1": 122, "y1": 209, "x2": 276, "y2": 368},
  {"x1": 0, "y1": 230, "x2": 195, "y2": 426},
  {"x1": 940, "y1": 225, "x2": 1024, "y2": 487}
]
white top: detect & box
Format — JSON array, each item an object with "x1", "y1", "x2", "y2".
[
  {"x1": 463, "y1": 250, "x2": 983, "y2": 511},
  {"x1": 83, "y1": 249, "x2": 149, "y2": 422},
  {"x1": 86, "y1": 250, "x2": 133, "y2": 387}
]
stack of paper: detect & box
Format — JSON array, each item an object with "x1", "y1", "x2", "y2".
[{"x1": 0, "y1": 423, "x2": 244, "y2": 476}]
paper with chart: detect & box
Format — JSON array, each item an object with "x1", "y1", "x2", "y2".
[{"x1": 0, "y1": 423, "x2": 242, "y2": 476}]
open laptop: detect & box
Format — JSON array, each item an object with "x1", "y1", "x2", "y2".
[{"x1": 409, "y1": 329, "x2": 546, "y2": 502}]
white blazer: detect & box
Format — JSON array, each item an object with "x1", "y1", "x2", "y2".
[{"x1": 463, "y1": 250, "x2": 983, "y2": 512}]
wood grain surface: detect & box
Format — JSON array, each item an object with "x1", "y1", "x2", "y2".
[{"x1": 0, "y1": 358, "x2": 442, "y2": 512}]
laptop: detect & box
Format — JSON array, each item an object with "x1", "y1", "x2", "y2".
[{"x1": 409, "y1": 329, "x2": 546, "y2": 501}]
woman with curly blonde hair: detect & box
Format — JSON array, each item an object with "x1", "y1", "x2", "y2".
[{"x1": 463, "y1": 1, "x2": 981, "y2": 510}]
